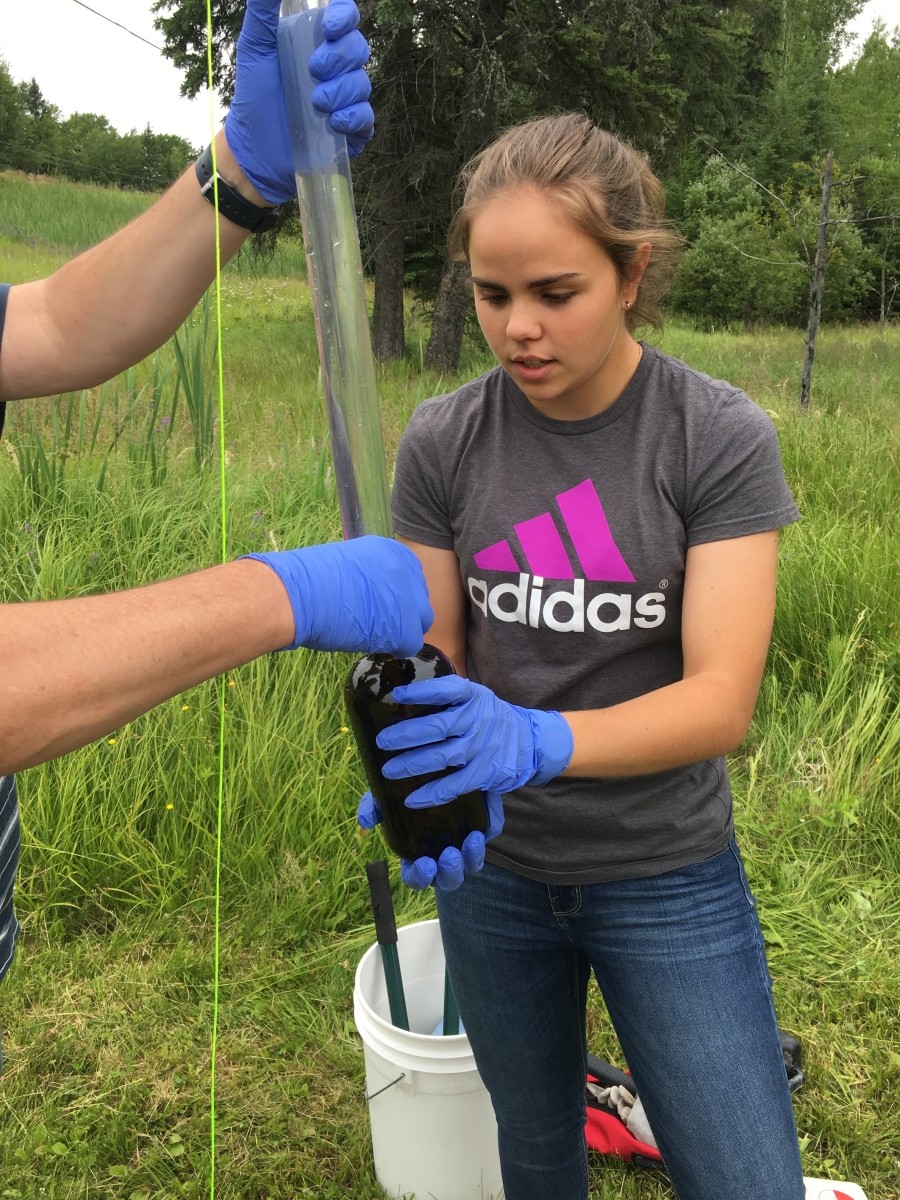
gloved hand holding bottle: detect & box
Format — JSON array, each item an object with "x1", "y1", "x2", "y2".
[
  {"x1": 377, "y1": 676, "x2": 574, "y2": 803},
  {"x1": 357, "y1": 788, "x2": 505, "y2": 891},
  {"x1": 224, "y1": 0, "x2": 374, "y2": 205},
  {"x1": 357, "y1": 677, "x2": 573, "y2": 889}
]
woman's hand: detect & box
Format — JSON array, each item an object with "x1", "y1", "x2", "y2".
[
  {"x1": 375, "y1": 676, "x2": 574, "y2": 806},
  {"x1": 357, "y1": 789, "x2": 505, "y2": 891}
]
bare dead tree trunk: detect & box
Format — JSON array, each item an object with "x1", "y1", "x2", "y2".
[
  {"x1": 799, "y1": 150, "x2": 834, "y2": 410},
  {"x1": 883, "y1": 258, "x2": 892, "y2": 333},
  {"x1": 369, "y1": 10, "x2": 415, "y2": 362},
  {"x1": 372, "y1": 159, "x2": 407, "y2": 361},
  {"x1": 424, "y1": 0, "x2": 509, "y2": 372},
  {"x1": 876, "y1": 225, "x2": 898, "y2": 334},
  {"x1": 424, "y1": 257, "x2": 472, "y2": 372}
]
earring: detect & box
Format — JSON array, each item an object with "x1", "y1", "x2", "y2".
[{"x1": 624, "y1": 300, "x2": 633, "y2": 309}]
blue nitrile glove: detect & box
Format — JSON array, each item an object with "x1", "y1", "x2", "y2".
[
  {"x1": 308, "y1": 20, "x2": 374, "y2": 156},
  {"x1": 243, "y1": 535, "x2": 432, "y2": 654},
  {"x1": 376, "y1": 677, "x2": 574, "y2": 807},
  {"x1": 224, "y1": 0, "x2": 374, "y2": 204},
  {"x1": 357, "y1": 790, "x2": 505, "y2": 891}
]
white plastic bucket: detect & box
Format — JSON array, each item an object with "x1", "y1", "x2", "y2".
[{"x1": 353, "y1": 918, "x2": 503, "y2": 1200}]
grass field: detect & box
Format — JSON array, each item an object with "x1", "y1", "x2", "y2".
[{"x1": 0, "y1": 171, "x2": 898, "y2": 1199}]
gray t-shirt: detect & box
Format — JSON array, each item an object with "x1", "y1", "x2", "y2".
[{"x1": 392, "y1": 343, "x2": 800, "y2": 884}]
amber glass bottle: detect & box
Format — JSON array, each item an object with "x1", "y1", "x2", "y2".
[{"x1": 344, "y1": 645, "x2": 489, "y2": 861}]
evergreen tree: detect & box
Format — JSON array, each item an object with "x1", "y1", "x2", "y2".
[
  {"x1": 738, "y1": 0, "x2": 864, "y2": 182},
  {"x1": 150, "y1": 0, "x2": 894, "y2": 346},
  {"x1": 15, "y1": 78, "x2": 62, "y2": 174},
  {"x1": 153, "y1": 0, "x2": 795, "y2": 364},
  {"x1": 830, "y1": 23, "x2": 900, "y2": 162},
  {"x1": 0, "y1": 60, "x2": 25, "y2": 171}
]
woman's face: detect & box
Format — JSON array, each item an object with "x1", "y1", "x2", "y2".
[{"x1": 468, "y1": 186, "x2": 645, "y2": 420}]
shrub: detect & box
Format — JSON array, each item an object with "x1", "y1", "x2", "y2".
[{"x1": 670, "y1": 212, "x2": 807, "y2": 328}]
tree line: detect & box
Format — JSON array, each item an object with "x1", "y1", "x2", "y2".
[
  {"x1": 3, "y1": 2, "x2": 897, "y2": 370},
  {"x1": 154, "y1": 0, "x2": 898, "y2": 368},
  {"x1": 0, "y1": 65, "x2": 195, "y2": 192}
]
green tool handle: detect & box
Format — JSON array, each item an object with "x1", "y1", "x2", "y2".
[
  {"x1": 379, "y1": 944, "x2": 409, "y2": 1031},
  {"x1": 442, "y1": 970, "x2": 460, "y2": 1036}
]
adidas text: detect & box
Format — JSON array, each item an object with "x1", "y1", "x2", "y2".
[{"x1": 468, "y1": 573, "x2": 667, "y2": 633}]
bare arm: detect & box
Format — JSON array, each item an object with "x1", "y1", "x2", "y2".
[
  {"x1": 0, "y1": 0, "x2": 376, "y2": 400},
  {"x1": 0, "y1": 129, "x2": 267, "y2": 402},
  {"x1": 562, "y1": 531, "x2": 779, "y2": 775},
  {"x1": 0, "y1": 531, "x2": 433, "y2": 775},
  {"x1": 0, "y1": 558, "x2": 294, "y2": 775},
  {"x1": 398, "y1": 538, "x2": 467, "y2": 671}
]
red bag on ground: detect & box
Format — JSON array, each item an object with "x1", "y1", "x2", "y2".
[
  {"x1": 584, "y1": 1061, "x2": 663, "y2": 1169},
  {"x1": 584, "y1": 1031, "x2": 803, "y2": 1172}
]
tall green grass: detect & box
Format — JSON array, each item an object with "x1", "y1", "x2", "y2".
[
  {"x1": 0, "y1": 169, "x2": 309, "y2": 278},
  {"x1": 0, "y1": 175, "x2": 897, "y2": 1198},
  {"x1": 0, "y1": 172, "x2": 151, "y2": 256}
]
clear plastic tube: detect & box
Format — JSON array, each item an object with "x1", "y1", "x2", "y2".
[{"x1": 278, "y1": 0, "x2": 391, "y2": 539}]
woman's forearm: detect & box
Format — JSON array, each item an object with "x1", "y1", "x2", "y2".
[{"x1": 562, "y1": 669, "x2": 761, "y2": 778}]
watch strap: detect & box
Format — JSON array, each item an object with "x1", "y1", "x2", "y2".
[{"x1": 195, "y1": 144, "x2": 280, "y2": 234}]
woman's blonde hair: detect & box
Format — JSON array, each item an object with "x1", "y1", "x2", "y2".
[{"x1": 448, "y1": 112, "x2": 683, "y2": 332}]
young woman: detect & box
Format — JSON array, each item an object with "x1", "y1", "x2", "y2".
[{"x1": 359, "y1": 112, "x2": 805, "y2": 1199}]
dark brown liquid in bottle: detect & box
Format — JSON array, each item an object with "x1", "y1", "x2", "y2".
[{"x1": 344, "y1": 644, "x2": 489, "y2": 862}]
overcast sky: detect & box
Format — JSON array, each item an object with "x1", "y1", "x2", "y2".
[
  {"x1": 0, "y1": 0, "x2": 219, "y2": 148},
  {"x1": 839, "y1": 0, "x2": 900, "y2": 58},
  {"x1": 1, "y1": 0, "x2": 897, "y2": 151}
]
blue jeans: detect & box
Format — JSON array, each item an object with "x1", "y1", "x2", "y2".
[{"x1": 436, "y1": 841, "x2": 805, "y2": 1200}]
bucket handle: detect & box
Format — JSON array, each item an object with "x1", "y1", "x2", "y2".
[{"x1": 366, "y1": 1072, "x2": 406, "y2": 1101}]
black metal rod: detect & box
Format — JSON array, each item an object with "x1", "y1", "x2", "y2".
[{"x1": 365, "y1": 860, "x2": 409, "y2": 1030}]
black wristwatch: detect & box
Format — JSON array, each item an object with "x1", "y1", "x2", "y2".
[{"x1": 195, "y1": 144, "x2": 280, "y2": 233}]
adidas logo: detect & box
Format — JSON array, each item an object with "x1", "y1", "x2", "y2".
[
  {"x1": 474, "y1": 478, "x2": 635, "y2": 582},
  {"x1": 468, "y1": 478, "x2": 667, "y2": 635}
]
